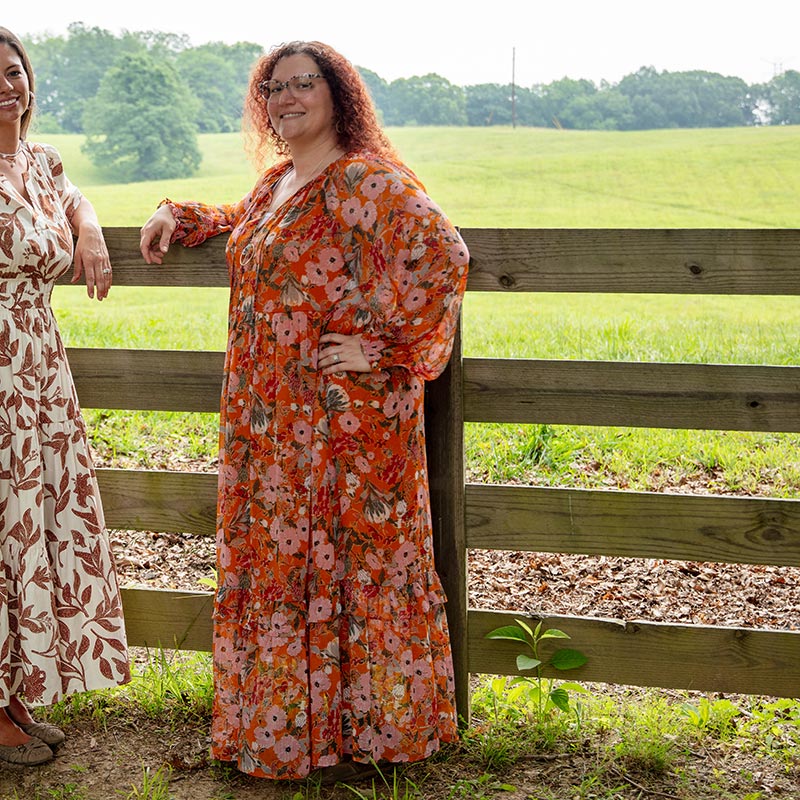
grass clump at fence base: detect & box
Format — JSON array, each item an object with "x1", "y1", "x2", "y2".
[{"x1": 22, "y1": 650, "x2": 799, "y2": 800}]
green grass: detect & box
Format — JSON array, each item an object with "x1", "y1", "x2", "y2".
[
  {"x1": 33, "y1": 125, "x2": 800, "y2": 229},
  {"x1": 41, "y1": 127, "x2": 800, "y2": 493}
]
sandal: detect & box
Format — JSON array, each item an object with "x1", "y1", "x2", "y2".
[
  {"x1": 0, "y1": 737, "x2": 54, "y2": 766},
  {"x1": 17, "y1": 721, "x2": 65, "y2": 749}
]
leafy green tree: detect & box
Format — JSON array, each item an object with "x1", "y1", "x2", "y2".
[
  {"x1": 175, "y1": 42, "x2": 263, "y2": 133},
  {"x1": 82, "y1": 52, "x2": 201, "y2": 182},
  {"x1": 758, "y1": 70, "x2": 800, "y2": 125},
  {"x1": 28, "y1": 23, "x2": 144, "y2": 133},
  {"x1": 384, "y1": 74, "x2": 467, "y2": 126}
]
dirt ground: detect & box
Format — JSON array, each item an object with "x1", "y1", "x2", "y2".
[{"x1": 3, "y1": 490, "x2": 800, "y2": 798}]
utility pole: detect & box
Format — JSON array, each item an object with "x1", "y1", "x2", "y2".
[{"x1": 511, "y1": 46, "x2": 517, "y2": 128}]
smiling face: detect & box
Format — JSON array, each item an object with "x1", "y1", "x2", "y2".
[
  {"x1": 0, "y1": 42, "x2": 30, "y2": 137},
  {"x1": 266, "y1": 53, "x2": 337, "y2": 151}
]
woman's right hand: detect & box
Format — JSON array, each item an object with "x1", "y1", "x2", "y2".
[{"x1": 139, "y1": 205, "x2": 177, "y2": 264}]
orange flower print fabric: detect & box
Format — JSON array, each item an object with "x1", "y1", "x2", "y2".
[
  {"x1": 167, "y1": 152, "x2": 469, "y2": 779},
  {"x1": 0, "y1": 143, "x2": 130, "y2": 708}
]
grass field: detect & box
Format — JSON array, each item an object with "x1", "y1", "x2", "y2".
[{"x1": 40, "y1": 125, "x2": 800, "y2": 497}]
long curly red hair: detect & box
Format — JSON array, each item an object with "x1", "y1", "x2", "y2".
[{"x1": 243, "y1": 41, "x2": 397, "y2": 167}]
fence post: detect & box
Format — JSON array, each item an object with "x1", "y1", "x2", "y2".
[{"x1": 425, "y1": 322, "x2": 469, "y2": 724}]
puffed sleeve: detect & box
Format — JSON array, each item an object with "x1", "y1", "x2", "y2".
[
  {"x1": 328, "y1": 158, "x2": 469, "y2": 381},
  {"x1": 40, "y1": 144, "x2": 83, "y2": 220},
  {"x1": 159, "y1": 195, "x2": 248, "y2": 249}
]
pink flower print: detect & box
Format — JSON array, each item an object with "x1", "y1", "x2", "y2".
[
  {"x1": 384, "y1": 628, "x2": 401, "y2": 651},
  {"x1": 403, "y1": 287, "x2": 427, "y2": 312},
  {"x1": 398, "y1": 393, "x2": 416, "y2": 422},
  {"x1": 359, "y1": 200, "x2": 378, "y2": 229},
  {"x1": 389, "y1": 566, "x2": 408, "y2": 589},
  {"x1": 399, "y1": 649, "x2": 415, "y2": 678},
  {"x1": 318, "y1": 247, "x2": 344, "y2": 272},
  {"x1": 309, "y1": 596, "x2": 333, "y2": 622},
  {"x1": 380, "y1": 724, "x2": 403, "y2": 753},
  {"x1": 273, "y1": 312, "x2": 305, "y2": 346},
  {"x1": 338, "y1": 412, "x2": 361, "y2": 434},
  {"x1": 411, "y1": 678, "x2": 428, "y2": 703},
  {"x1": 412, "y1": 656, "x2": 433, "y2": 681},
  {"x1": 394, "y1": 541, "x2": 417, "y2": 568},
  {"x1": 325, "y1": 274, "x2": 350, "y2": 303},
  {"x1": 253, "y1": 725, "x2": 277, "y2": 750},
  {"x1": 313, "y1": 539, "x2": 335, "y2": 570},
  {"x1": 389, "y1": 178, "x2": 406, "y2": 195},
  {"x1": 355, "y1": 455, "x2": 371, "y2": 474},
  {"x1": 284, "y1": 244, "x2": 300, "y2": 262},
  {"x1": 448, "y1": 240, "x2": 469, "y2": 266},
  {"x1": 350, "y1": 675, "x2": 372, "y2": 714},
  {"x1": 305, "y1": 261, "x2": 328, "y2": 286},
  {"x1": 293, "y1": 420, "x2": 312, "y2": 444},
  {"x1": 310, "y1": 669, "x2": 332, "y2": 704},
  {"x1": 356, "y1": 728, "x2": 375, "y2": 753},
  {"x1": 274, "y1": 733, "x2": 302, "y2": 763},
  {"x1": 393, "y1": 250, "x2": 411, "y2": 271},
  {"x1": 382, "y1": 391, "x2": 401, "y2": 418},
  {"x1": 360, "y1": 173, "x2": 387, "y2": 200},
  {"x1": 341, "y1": 197, "x2": 363, "y2": 227},
  {"x1": 404, "y1": 193, "x2": 432, "y2": 217},
  {"x1": 270, "y1": 611, "x2": 291, "y2": 637}
]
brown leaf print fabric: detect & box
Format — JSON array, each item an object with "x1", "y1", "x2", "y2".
[{"x1": 0, "y1": 142, "x2": 129, "y2": 708}]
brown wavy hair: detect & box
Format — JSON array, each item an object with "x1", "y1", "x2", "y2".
[
  {"x1": 0, "y1": 27, "x2": 35, "y2": 138},
  {"x1": 243, "y1": 41, "x2": 397, "y2": 167}
]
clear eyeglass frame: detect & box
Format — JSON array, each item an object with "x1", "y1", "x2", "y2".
[{"x1": 259, "y1": 73, "x2": 324, "y2": 100}]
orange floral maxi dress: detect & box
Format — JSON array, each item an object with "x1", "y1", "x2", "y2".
[
  {"x1": 0, "y1": 142, "x2": 130, "y2": 708},
  {"x1": 166, "y1": 151, "x2": 469, "y2": 779}
]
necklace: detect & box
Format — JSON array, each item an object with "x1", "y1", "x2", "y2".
[
  {"x1": 291, "y1": 146, "x2": 342, "y2": 186},
  {"x1": 0, "y1": 141, "x2": 23, "y2": 167}
]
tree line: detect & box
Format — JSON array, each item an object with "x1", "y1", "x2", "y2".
[{"x1": 26, "y1": 23, "x2": 800, "y2": 181}]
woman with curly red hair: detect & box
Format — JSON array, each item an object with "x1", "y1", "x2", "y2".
[{"x1": 140, "y1": 40, "x2": 468, "y2": 784}]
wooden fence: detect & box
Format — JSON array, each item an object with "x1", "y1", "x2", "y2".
[{"x1": 62, "y1": 228, "x2": 800, "y2": 720}]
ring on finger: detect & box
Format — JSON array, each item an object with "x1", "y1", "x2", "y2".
[
  {"x1": 333, "y1": 353, "x2": 340, "y2": 364},
  {"x1": 102, "y1": 268, "x2": 112, "y2": 275}
]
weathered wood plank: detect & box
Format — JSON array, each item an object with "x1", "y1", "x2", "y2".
[
  {"x1": 121, "y1": 587, "x2": 213, "y2": 651},
  {"x1": 58, "y1": 228, "x2": 231, "y2": 287},
  {"x1": 469, "y1": 609, "x2": 800, "y2": 697},
  {"x1": 461, "y1": 228, "x2": 800, "y2": 295},
  {"x1": 96, "y1": 469, "x2": 217, "y2": 536},
  {"x1": 425, "y1": 326, "x2": 469, "y2": 721},
  {"x1": 463, "y1": 358, "x2": 800, "y2": 432},
  {"x1": 59, "y1": 228, "x2": 800, "y2": 295},
  {"x1": 68, "y1": 348, "x2": 225, "y2": 411},
  {"x1": 466, "y1": 484, "x2": 800, "y2": 566}
]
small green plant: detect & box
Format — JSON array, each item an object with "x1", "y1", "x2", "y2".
[
  {"x1": 122, "y1": 764, "x2": 173, "y2": 800},
  {"x1": 485, "y1": 618, "x2": 588, "y2": 721},
  {"x1": 680, "y1": 696, "x2": 741, "y2": 739},
  {"x1": 341, "y1": 763, "x2": 420, "y2": 799},
  {"x1": 45, "y1": 785, "x2": 88, "y2": 800},
  {"x1": 445, "y1": 772, "x2": 516, "y2": 798}
]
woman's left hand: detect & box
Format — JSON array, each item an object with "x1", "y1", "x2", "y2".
[
  {"x1": 72, "y1": 222, "x2": 112, "y2": 301},
  {"x1": 319, "y1": 333, "x2": 372, "y2": 374}
]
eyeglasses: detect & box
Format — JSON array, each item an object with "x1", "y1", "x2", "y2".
[{"x1": 258, "y1": 73, "x2": 324, "y2": 100}]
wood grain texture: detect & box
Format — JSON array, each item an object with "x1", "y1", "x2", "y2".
[
  {"x1": 466, "y1": 484, "x2": 800, "y2": 566},
  {"x1": 121, "y1": 587, "x2": 213, "y2": 651},
  {"x1": 463, "y1": 358, "x2": 800, "y2": 431},
  {"x1": 68, "y1": 348, "x2": 225, "y2": 411},
  {"x1": 96, "y1": 468, "x2": 217, "y2": 536},
  {"x1": 470, "y1": 609, "x2": 800, "y2": 697},
  {"x1": 461, "y1": 228, "x2": 800, "y2": 294}
]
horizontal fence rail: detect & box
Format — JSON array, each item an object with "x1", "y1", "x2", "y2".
[{"x1": 66, "y1": 227, "x2": 800, "y2": 714}]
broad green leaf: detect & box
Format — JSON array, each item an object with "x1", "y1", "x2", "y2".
[
  {"x1": 514, "y1": 618, "x2": 535, "y2": 638},
  {"x1": 549, "y1": 687, "x2": 571, "y2": 713},
  {"x1": 549, "y1": 648, "x2": 589, "y2": 670},
  {"x1": 486, "y1": 625, "x2": 527, "y2": 642},
  {"x1": 539, "y1": 628, "x2": 571, "y2": 640},
  {"x1": 517, "y1": 654, "x2": 542, "y2": 671},
  {"x1": 558, "y1": 681, "x2": 590, "y2": 694}
]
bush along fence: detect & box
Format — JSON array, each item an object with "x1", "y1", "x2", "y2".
[{"x1": 62, "y1": 227, "x2": 800, "y2": 721}]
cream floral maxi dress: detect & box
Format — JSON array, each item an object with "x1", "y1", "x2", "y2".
[{"x1": 0, "y1": 142, "x2": 129, "y2": 708}]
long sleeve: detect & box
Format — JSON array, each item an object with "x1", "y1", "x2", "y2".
[{"x1": 327, "y1": 157, "x2": 469, "y2": 380}]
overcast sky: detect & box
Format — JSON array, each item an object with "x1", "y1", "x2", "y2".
[{"x1": 4, "y1": 1, "x2": 798, "y2": 87}]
